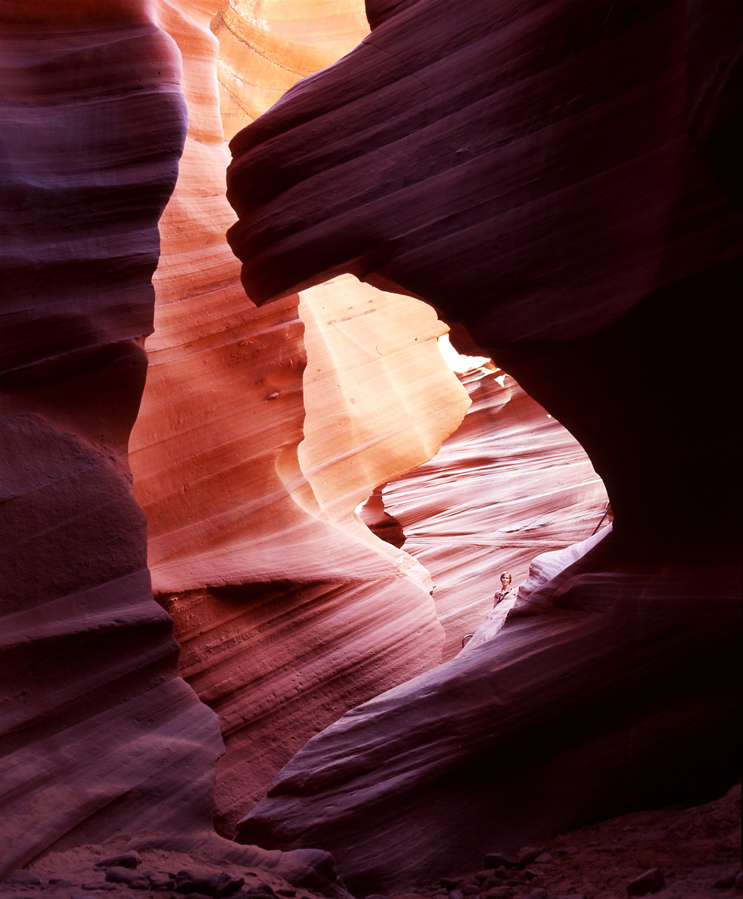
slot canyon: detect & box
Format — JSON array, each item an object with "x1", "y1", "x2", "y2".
[{"x1": 1, "y1": 2, "x2": 740, "y2": 898}]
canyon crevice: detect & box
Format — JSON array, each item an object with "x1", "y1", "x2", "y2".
[{"x1": 1, "y1": 0, "x2": 740, "y2": 894}]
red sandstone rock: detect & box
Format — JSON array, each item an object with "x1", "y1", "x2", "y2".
[
  {"x1": 227, "y1": 0, "x2": 743, "y2": 343},
  {"x1": 237, "y1": 529, "x2": 741, "y2": 894},
  {"x1": 3, "y1": 0, "x2": 741, "y2": 890},
  {"x1": 0, "y1": 4, "x2": 373, "y2": 891},
  {"x1": 129, "y1": 2, "x2": 468, "y2": 838}
]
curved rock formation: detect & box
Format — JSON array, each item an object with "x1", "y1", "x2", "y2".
[
  {"x1": 238, "y1": 529, "x2": 741, "y2": 894},
  {"x1": 3, "y1": 0, "x2": 740, "y2": 889},
  {"x1": 1, "y1": 3, "x2": 384, "y2": 888},
  {"x1": 228, "y1": 0, "x2": 743, "y2": 890},
  {"x1": 212, "y1": 0, "x2": 368, "y2": 139},
  {"x1": 1, "y1": 0, "x2": 476, "y2": 869},
  {"x1": 129, "y1": 0, "x2": 469, "y2": 838},
  {"x1": 0, "y1": 0, "x2": 223, "y2": 876}
]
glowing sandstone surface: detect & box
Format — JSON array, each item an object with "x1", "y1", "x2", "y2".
[
  {"x1": 1, "y1": 0, "x2": 740, "y2": 892},
  {"x1": 128, "y1": 0, "x2": 475, "y2": 837}
]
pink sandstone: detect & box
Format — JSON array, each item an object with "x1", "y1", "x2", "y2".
[{"x1": 375, "y1": 365, "x2": 609, "y2": 660}]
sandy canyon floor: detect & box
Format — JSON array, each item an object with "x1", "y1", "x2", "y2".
[{"x1": 2, "y1": 783, "x2": 739, "y2": 899}]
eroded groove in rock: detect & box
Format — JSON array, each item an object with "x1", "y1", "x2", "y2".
[{"x1": 0, "y1": 3, "x2": 222, "y2": 875}]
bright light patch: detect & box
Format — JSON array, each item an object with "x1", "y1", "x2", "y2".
[{"x1": 437, "y1": 334, "x2": 491, "y2": 373}]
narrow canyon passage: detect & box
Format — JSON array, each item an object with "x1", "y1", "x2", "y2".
[
  {"x1": 1, "y1": 0, "x2": 740, "y2": 892},
  {"x1": 126, "y1": 0, "x2": 608, "y2": 837}
]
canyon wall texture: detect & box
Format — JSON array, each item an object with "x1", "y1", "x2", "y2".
[
  {"x1": 128, "y1": 0, "x2": 475, "y2": 839},
  {"x1": 228, "y1": 0, "x2": 743, "y2": 891},
  {"x1": 1, "y1": 0, "x2": 475, "y2": 867},
  {"x1": 0, "y1": 0, "x2": 224, "y2": 875},
  {"x1": 3, "y1": 0, "x2": 740, "y2": 891},
  {"x1": 131, "y1": 0, "x2": 610, "y2": 842}
]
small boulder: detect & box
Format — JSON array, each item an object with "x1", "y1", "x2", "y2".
[
  {"x1": 627, "y1": 868, "x2": 666, "y2": 896},
  {"x1": 95, "y1": 852, "x2": 142, "y2": 869},
  {"x1": 174, "y1": 870, "x2": 219, "y2": 896},
  {"x1": 105, "y1": 866, "x2": 147, "y2": 885},
  {"x1": 517, "y1": 848, "x2": 545, "y2": 867},
  {"x1": 173, "y1": 870, "x2": 244, "y2": 898},
  {"x1": 484, "y1": 853, "x2": 518, "y2": 869},
  {"x1": 522, "y1": 868, "x2": 543, "y2": 881},
  {"x1": 216, "y1": 872, "x2": 246, "y2": 897},
  {"x1": 6, "y1": 870, "x2": 43, "y2": 886}
]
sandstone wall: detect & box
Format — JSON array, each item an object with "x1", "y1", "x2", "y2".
[
  {"x1": 0, "y1": 1, "x2": 222, "y2": 875},
  {"x1": 377, "y1": 366, "x2": 608, "y2": 660},
  {"x1": 130, "y1": 0, "x2": 471, "y2": 836},
  {"x1": 228, "y1": 0, "x2": 742, "y2": 890}
]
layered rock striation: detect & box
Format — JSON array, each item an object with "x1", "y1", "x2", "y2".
[
  {"x1": 128, "y1": 0, "x2": 472, "y2": 838},
  {"x1": 375, "y1": 364, "x2": 608, "y2": 660},
  {"x1": 3, "y1": 0, "x2": 740, "y2": 889},
  {"x1": 239, "y1": 530, "x2": 741, "y2": 894},
  {"x1": 0, "y1": 0, "x2": 223, "y2": 876},
  {"x1": 2, "y1": 0, "x2": 476, "y2": 868}
]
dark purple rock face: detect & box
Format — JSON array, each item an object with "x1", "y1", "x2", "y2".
[{"x1": 227, "y1": 0, "x2": 742, "y2": 890}]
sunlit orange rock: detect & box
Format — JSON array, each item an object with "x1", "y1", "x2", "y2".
[
  {"x1": 213, "y1": 0, "x2": 369, "y2": 138},
  {"x1": 130, "y1": 0, "x2": 470, "y2": 838}
]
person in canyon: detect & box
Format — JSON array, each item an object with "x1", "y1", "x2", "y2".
[{"x1": 492, "y1": 571, "x2": 514, "y2": 606}]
